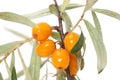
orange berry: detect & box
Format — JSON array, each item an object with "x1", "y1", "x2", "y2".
[
  {"x1": 52, "y1": 48, "x2": 70, "y2": 70},
  {"x1": 36, "y1": 39, "x2": 56, "y2": 57},
  {"x1": 69, "y1": 54, "x2": 78, "y2": 76},
  {"x1": 64, "y1": 32, "x2": 79, "y2": 52},
  {"x1": 32, "y1": 22, "x2": 52, "y2": 41}
]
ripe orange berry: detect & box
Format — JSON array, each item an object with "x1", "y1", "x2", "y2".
[
  {"x1": 52, "y1": 48, "x2": 70, "y2": 70},
  {"x1": 69, "y1": 54, "x2": 78, "y2": 76},
  {"x1": 36, "y1": 39, "x2": 56, "y2": 57},
  {"x1": 64, "y1": 32, "x2": 79, "y2": 52},
  {"x1": 32, "y1": 22, "x2": 52, "y2": 41}
]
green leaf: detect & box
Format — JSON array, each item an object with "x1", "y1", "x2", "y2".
[
  {"x1": 0, "y1": 38, "x2": 32, "y2": 56},
  {"x1": 71, "y1": 32, "x2": 84, "y2": 53},
  {"x1": 61, "y1": 0, "x2": 70, "y2": 13},
  {"x1": 10, "y1": 53, "x2": 15, "y2": 72},
  {"x1": 56, "y1": 70, "x2": 66, "y2": 80},
  {"x1": 92, "y1": 11, "x2": 103, "y2": 40},
  {"x1": 11, "y1": 66, "x2": 17, "y2": 80},
  {"x1": 29, "y1": 41, "x2": 41, "y2": 80},
  {"x1": 84, "y1": 0, "x2": 97, "y2": 11},
  {"x1": 0, "y1": 73, "x2": 3, "y2": 80},
  {"x1": 80, "y1": 58, "x2": 84, "y2": 70},
  {"x1": 92, "y1": 8, "x2": 120, "y2": 20},
  {"x1": 0, "y1": 41, "x2": 23, "y2": 56},
  {"x1": 65, "y1": 3, "x2": 84, "y2": 10},
  {"x1": 84, "y1": 19, "x2": 107, "y2": 73},
  {"x1": 62, "y1": 12, "x2": 72, "y2": 31},
  {"x1": 49, "y1": 4, "x2": 72, "y2": 31},
  {"x1": 0, "y1": 12, "x2": 35, "y2": 27},
  {"x1": 23, "y1": 8, "x2": 51, "y2": 19},
  {"x1": 5, "y1": 28, "x2": 29, "y2": 39},
  {"x1": 18, "y1": 49, "x2": 31, "y2": 80},
  {"x1": 76, "y1": 75, "x2": 80, "y2": 80},
  {"x1": 51, "y1": 32, "x2": 61, "y2": 40},
  {"x1": 24, "y1": 4, "x2": 84, "y2": 19}
]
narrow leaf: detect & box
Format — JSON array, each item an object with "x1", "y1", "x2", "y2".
[
  {"x1": 0, "y1": 38, "x2": 32, "y2": 57},
  {"x1": 24, "y1": 4, "x2": 84, "y2": 19},
  {"x1": 0, "y1": 12, "x2": 35, "y2": 27},
  {"x1": 71, "y1": 32, "x2": 84, "y2": 53},
  {"x1": 80, "y1": 58, "x2": 84, "y2": 70},
  {"x1": 92, "y1": 11, "x2": 103, "y2": 40},
  {"x1": 61, "y1": 0, "x2": 70, "y2": 13},
  {"x1": 10, "y1": 53, "x2": 15, "y2": 72},
  {"x1": 65, "y1": 3, "x2": 84, "y2": 10},
  {"x1": 11, "y1": 66, "x2": 17, "y2": 80},
  {"x1": 76, "y1": 75, "x2": 80, "y2": 80},
  {"x1": 56, "y1": 70, "x2": 66, "y2": 80},
  {"x1": 84, "y1": 19, "x2": 107, "y2": 73},
  {"x1": 92, "y1": 8, "x2": 120, "y2": 20},
  {"x1": 23, "y1": 8, "x2": 51, "y2": 19},
  {"x1": 5, "y1": 28, "x2": 29, "y2": 39},
  {"x1": 16, "y1": 58, "x2": 48, "y2": 78},
  {"x1": 0, "y1": 73, "x2": 3, "y2": 80},
  {"x1": 49, "y1": 4, "x2": 72, "y2": 31},
  {"x1": 62, "y1": 12, "x2": 72, "y2": 31},
  {"x1": 51, "y1": 32, "x2": 61, "y2": 40},
  {"x1": 18, "y1": 49, "x2": 32, "y2": 80},
  {"x1": 29, "y1": 41, "x2": 41, "y2": 80},
  {"x1": 0, "y1": 41, "x2": 22, "y2": 56},
  {"x1": 84, "y1": 0, "x2": 97, "y2": 11}
]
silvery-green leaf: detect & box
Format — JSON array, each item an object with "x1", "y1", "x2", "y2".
[
  {"x1": 84, "y1": 19, "x2": 107, "y2": 73},
  {"x1": 92, "y1": 8, "x2": 120, "y2": 20},
  {"x1": 0, "y1": 12, "x2": 35, "y2": 27},
  {"x1": 0, "y1": 38, "x2": 32, "y2": 57},
  {"x1": 29, "y1": 42, "x2": 41, "y2": 80},
  {"x1": 18, "y1": 49, "x2": 31, "y2": 80},
  {"x1": 84, "y1": 0, "x2": 97, "y2": 11},
  {"x1": 92, "y1": 11, "x2": 103, "y2": 40},
  {"x1": 24, "y1": 9, "x2": 51, "y2": 19},
  {"x1": 0, "y1": 41, "x2": 24, "y2": 56},
  {"x1": 0, "y1": 73, "x2": 3, "y2": 80},
  {"x1": 24, "y1": 4, "x2": 84, "y2": 19},
  {"x1": 56, "y1": 70, "x2": 66, "y2": 80},
  {"x1": 61, "y1": 0, "x2": 70, "y2": 13},
  {"x1": 5, "y1": 28, "x2": 29, "y2": 39},
  {"x1": 51, "y1": 32, "x2": 61, "y2": 40}
]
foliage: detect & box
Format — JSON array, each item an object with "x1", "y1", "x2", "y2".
[{"x1": 0, "y1": 0, "x2": 120, "y2": 80}]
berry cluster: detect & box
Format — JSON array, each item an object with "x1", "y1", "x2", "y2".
[{"x1": 32, "y1": 22, "x2": 79, "y2": 76}]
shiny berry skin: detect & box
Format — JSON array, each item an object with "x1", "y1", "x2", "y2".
[
  {"x1": 32, "y1": 22, "x2": 52, "y2": 41},
  {"x1": 64, "y1": 32, "x2": 79, "y2": 52},
  {"x1": 69, "y1": 54, "x2": 78, "y2": 76},
  {"x1": 36, "y1": 39, "x2": 56, "y2": 57},
  {"x1": 52, "y1": 48, "x2": 70, "y2": 70}
]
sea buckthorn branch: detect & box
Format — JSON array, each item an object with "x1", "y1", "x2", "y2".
[{"x1": 53, "y1": 0, "x2": 74, "y2": 80}]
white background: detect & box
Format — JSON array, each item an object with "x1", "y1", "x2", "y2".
[{"x1": 0, "y1": 0, "x2": 120, "y2": 80}]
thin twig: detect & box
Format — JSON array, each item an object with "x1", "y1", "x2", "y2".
[
  {"x1": 71, "y1": 10, "x2": 85, "y2": 32},
  {"x1": 71, "y1": 0, "x2": 89, "y2": 32}
]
